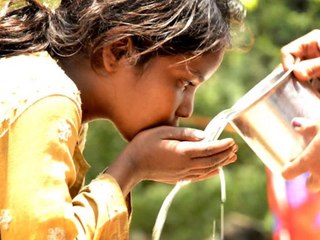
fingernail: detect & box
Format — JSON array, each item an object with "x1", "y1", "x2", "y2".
[
  {"x1": 232, "y1": 144, "x2": 238, "y2": 152},
  {"x1": 228, "y1": 154, "x2": 237, "y2": 163},
  {"x1": 291, "y1": 119, "x2": 302, "y2": 128},
  {"x1": 291, "y1": 117, "x2": 310, "y2": 129}
]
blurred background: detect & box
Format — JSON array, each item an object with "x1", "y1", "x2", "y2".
[{"x1": 82, "y1": 0, "x2": 320, "y2": 239}]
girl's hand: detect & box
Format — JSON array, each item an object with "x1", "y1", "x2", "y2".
[{"x1": 106, "y1": 126, "x2": 237, "y2": 196}]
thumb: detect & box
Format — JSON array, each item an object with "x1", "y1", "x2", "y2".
[
  {"x1": 293, "y1": 58, "x2": 320, "y2": 81},
  {"x1": 282, "y1": 135, "x2": 320, "y2": 180},
  {"x1": 282, "y1": 118, "x2": 320, "y2": 179},
  {"x1": 306, "y1": 174, "x2": 320, "y2": 192},
  {"x1": 158, "y1": 126, "x2": 207, "y2": 141},
  {"x1": 291, "y1": 117, "x2": 319, "y2": 139}
]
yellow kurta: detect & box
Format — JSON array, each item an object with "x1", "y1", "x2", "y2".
[{"x1": 0, "y1": 53, "x2": 130, "y2": 239}]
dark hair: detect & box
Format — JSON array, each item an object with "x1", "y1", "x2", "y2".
[{"x1": 0, "y1": 0, "x2": 246, "y2": 65}]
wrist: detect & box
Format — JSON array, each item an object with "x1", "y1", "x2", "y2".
[{"x1": 104, "y1": 153, "x2": 141, "y2": 196}]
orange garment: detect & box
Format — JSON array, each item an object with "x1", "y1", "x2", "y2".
[
  {"x1": 266, "y1": 169, "x2": 320, "y2": 240},
  {"x1": 0, "y1": 53, "x2": 130, "y2": 239}
]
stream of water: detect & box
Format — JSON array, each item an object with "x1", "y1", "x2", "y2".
[{"x1": 152, "y1": 108, "x2": 238, "y2": 240}]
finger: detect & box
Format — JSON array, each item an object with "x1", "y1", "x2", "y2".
[
  {"x1": 282, "y1": 118, "x2": 320, "y2": 179},
  {"x1": 158, "y1": 126, "x2": 207, "y2": 141},
  {"x1": 184, "y1": 156, "x2": 237, "y2": 182},
  {"x1": 282, "y1": 136, "x2": 320, "y2": 179},
  {"x1": 292, "y1": 57, "x2": 320, "y2": 80},
  {"x1": 291, "y1": 117, "x2": 319, "y2": 143},
  {"x1": 281, "y1": 29, "x2": 320, "y2": 70},
  {"x1": 218, "y1": 153, "x2": 238, "y2": 167},
  {"x1": 306, "y1": 174, "x2": 320, "y2": 192},
  {"x1": 187, "y1": 151, "x2": 237, "y2": 173},
  {"x1": 291, "y1": 117, "x2": 318, "y2": 133},
  {"x1": 189, "y1": 147, "x2": 237, "y2": 171},
  {"x1": 183, "y1": 170, "x2": 219, "y2": 183},
  {"x1": 196, "y1": 169, "x2": 220, "y2": 181},
  {"x1": 282, "y1": 157, "x2": 308, "y2": 180},
  {"x1": 179, "y1": 154, "x2": 237, "y2": 182},
  {"x1": 281, "y1": 51, "x2": 296, "y2": 71},
  {"x1": 176, "y1": 138, "x2": 236, "y2": 158}
]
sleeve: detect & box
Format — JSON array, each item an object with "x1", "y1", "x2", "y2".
[{"x1": 0, "y1": 96, "x2": 129, "y2": 240}]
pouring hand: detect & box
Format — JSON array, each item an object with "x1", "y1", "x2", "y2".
[
  {"x1": 106, "y1": 126, "x2": 238, "y2": 196},
  {"x1": 281, "y1": 29, "x2": 320, "y2": 81},
  {"x1": 282, "y1": 117, "x2": 320, "y2": 192}
]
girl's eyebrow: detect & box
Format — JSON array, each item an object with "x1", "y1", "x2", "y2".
[
  {"x1": 187, "y1": 67, "x2": 204, "y2": 82},
  {"x1": 185, "y1": 63, "x2": 204, "y2": 82},
  {"x1": 190, "y1": 70, "x2": 204, "y2": 82}
]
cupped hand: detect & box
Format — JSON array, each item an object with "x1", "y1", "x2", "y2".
[
  {"x1": 107, "y1": 126, "x2": 237, "y2": 195},
  {"x1": 281, "y1": 29, "x2": 320, "y2": 80},
  {"x1": 282, "y1": 117, "x2": 320, "y2": 192}
]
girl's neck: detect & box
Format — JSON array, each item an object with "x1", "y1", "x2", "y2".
[{"x1": 57, "y1": 54, "x2": 111, "y2": 123}]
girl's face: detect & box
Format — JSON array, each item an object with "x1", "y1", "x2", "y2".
[{"x1": 105, "y1": 50, "x2": 225, "y2": 141}]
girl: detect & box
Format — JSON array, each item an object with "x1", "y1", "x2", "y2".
[{"x1": 0, "y1": 0, "x2": 244, "y2": 239}]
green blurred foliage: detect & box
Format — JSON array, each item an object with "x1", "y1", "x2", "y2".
[
  {"x1": 19, "y1": 0, "x2": 318, "y2": 238},
  {"x1": 0, "y1": 0, "x2": 60, "y2": 12}
]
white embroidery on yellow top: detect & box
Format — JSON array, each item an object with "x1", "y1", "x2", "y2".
[
  {"x1": 0, "y1": 209, "x2": 12, "y2": 230},
  {"x1": 47, "y1": 227, "x2": 66, "y2": 240},
  {"x1": 0, "y1": 53, "x2": 82, "y2": 139},
  {"x1": 57, "y1": 120, "x2": 72, "y2": 142}
]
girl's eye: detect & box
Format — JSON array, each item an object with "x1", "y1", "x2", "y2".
[{"x1": 181, "y1": 79, "x2": 194, "y2": 89}]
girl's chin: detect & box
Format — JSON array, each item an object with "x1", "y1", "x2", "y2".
[{"x1": 117, "y1": 128, "x2": 138, "y2": 142}]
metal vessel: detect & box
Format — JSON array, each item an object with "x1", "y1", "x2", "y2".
[{"x1": 229, "y1": 67, "x2": 320, "y2": 174}]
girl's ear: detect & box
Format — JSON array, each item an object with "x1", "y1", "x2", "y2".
[{"x1": 102, "y1": 37, "x2": 135, "y2": 73}]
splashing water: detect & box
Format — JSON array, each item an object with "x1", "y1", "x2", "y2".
[{"x1": 152, "y1": 108, "x2": 238, "y2": 240}]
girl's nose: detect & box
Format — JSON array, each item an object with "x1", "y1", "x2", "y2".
[{"x1": 176, "y1": 94, "x2": 194, "y2": 118}]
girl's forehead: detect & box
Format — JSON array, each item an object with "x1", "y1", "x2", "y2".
[{"x1": 142, "y1": 50, "x2": 224, "y2": 76}]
